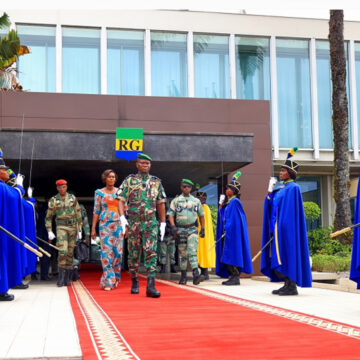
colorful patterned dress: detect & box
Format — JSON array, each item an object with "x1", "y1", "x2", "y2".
[{"x1": 93, "y1": 189, "x2": 123, "y2": 289}]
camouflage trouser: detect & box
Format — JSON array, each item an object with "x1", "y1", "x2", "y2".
[
  {"x1": 128, "y1": 218, "x2": 158, "y2": 277},
  {"x1": 159, "y1": 234, "x2": 176, "y2": 265},
  {"x1": 178, "y1": 226, "x2": 199, "y2": 271},
  {"x1": 56, "y1": 225, "x2": 77, "y2": 270}
]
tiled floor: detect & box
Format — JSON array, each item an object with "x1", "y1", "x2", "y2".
[{"x1": 1, "y1": 274, "x2": 360, "y2": 359}]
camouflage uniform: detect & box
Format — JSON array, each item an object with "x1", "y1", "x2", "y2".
[
  {"x1": 45, "y1": 193, "x2": 82, "y2": 270},
  {"x1": 117, "y1": 173, "x2": 166, "y2": 277},
  {"x1": 79, "y1": 204, "x2": 90, "y2": 242},
  {"x1": 159, "y1": 227, "x2": 176, "y2": 266},
  {"x1": 168, "y1": 194, "x2": 204, "y2": 271}
]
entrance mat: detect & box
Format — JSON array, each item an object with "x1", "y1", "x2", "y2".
[{"x1": 69, "y1": 266, "x2": 360, "y2": 360}]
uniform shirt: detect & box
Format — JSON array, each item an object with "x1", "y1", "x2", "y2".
[
  {"x1": 79, "y1": 204, "x2": 91, "y2": 237},
  {"x1": 168, "y1": 194, "x2": 204, "y2": 226},
  {"x1": 45, "y1": 193, "x2": 82, "y2": 232},
  {"x1": 117, "y1": 173, "x2": 166, "y2": 219}
]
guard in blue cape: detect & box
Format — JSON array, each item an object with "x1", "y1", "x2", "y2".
[
  {"x1": 261, "y1": 148, "x2": 312, "y2": 296},
  {"x1": 350, "y1": 173, "x2": 360, "y2": 288},
  {"x1": 215, "y1": 172, "x2": 253, "y2": 285}
]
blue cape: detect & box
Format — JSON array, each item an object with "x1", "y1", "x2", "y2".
[
  {"x1": 260, "y1": 181, "x2": 312, "y2": 287},
  {"x1": 0, "y1": 182, "x2": 23, "y2": 292},
  {"x1": 350, "y1": 174, "x2": 360, "y2": 288},
  {"x1": 215, "y1": 197, "x2": 253, "y2": 277},
  {"x1": 22, "y1": 200, "x2": 37, "y2": 275}
]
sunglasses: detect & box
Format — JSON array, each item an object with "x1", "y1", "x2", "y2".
[{"x1": 182, "y1": 184, "x2": 192, "y2": 188}]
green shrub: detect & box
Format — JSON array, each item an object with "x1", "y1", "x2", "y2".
[
  {"x1": 311, "y1": 254, "x2": 351, "y2": 272},
  {"x1": 303, "y1": 201, "x2": 321, "y2": 221}
]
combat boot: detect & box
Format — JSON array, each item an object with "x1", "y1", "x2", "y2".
[
  {"x1": 278, "y1": 279, "x2": 298, "y2": 296},
  {"x1": 179, "y1": 270, "x2": 187, "y2": 284},
  {"x1": 272, "y1": 278, "x2": 289, "y2": 295},
  {"x1": 200, "y1": 267, "x2": 209, "y2": 281},
  {"x1": 222, "y1": 275, "x2": 240, "y2": 286},
  {"x1": 192, "y1": 268, "x2": 201, "y2": 285},
  {"x1": 170, "y1": 264, "x2": 177, "y2": 273},
  {"x1": 57, "y1": 268, "x2": 65, "y2": 287},
  {"x1": 131, "y1": 277, "x2": 139, "y2": 294},
  {"x1": 64, "y1": 269, "x2": 71, "y2": 286},
  {"x1": 146, "y1": 276, "x2": 161, "y2": 298},
  {"x1": 72, "y1": 267, "x2": 80, "y2": 281}
]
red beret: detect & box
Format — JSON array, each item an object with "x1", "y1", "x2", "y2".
[{"x1": 56, "y1": 179, "x2": 67, "y2": 186}]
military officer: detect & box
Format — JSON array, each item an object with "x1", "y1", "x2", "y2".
[
  {"x1": 168, "y1": 179, "x2": 205, "y2": 285},
  {"x1": 117, "y1": 153, "x2": 166, "y2": 298},
  {"x1": 45, "y1": 179, "x2": 82, "y2": 287}
]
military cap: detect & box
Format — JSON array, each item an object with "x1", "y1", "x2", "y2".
[
  {"x1": 196, "y1": 191, "x2": 207, "y2": 198},
  {"x1": 181, "y1": 178, "x2": 194, "y2": 186},
  {"x1": 0, "y1": 158, "x2": 9, "y2": 170},
  {"x1": 282, "y1": 147, "x2": 299, "y2": 174},
  {"x1": 56, "y1": 179, "x2": 67, "y2": 186},
  {"x1": 137, "y1": 153, "x2": 152, "y2": 161}
]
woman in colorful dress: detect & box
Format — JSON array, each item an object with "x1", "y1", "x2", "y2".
[{"x1": 91, "y1": 169, "x2": 123, "y2": 290}]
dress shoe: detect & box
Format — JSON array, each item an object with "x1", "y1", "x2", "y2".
[
  {"x1": 146, "y1": 276, "x2": 160, "y2": 298},
  {"x1": 0, "y1": 292, "x2": 14, "y2": 301},
  {"x1": 11, "y1": 283, "x2": 29, "y2": 290},
  {"x1": 131, "y1": 277, "x2": 139, "y2": 294}
]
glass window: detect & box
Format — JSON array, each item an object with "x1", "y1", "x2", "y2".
[
  {"x1": 277, "y1": 39, "x2": 312, "y2": 149},
  {"x1": 107, "y1": 29, "x2": 144, "y2": 95},
  {"x1": 17, "y1": 25, "x2": 55, "y2": 92},
  {"x1": 355, "y1": 42, "x2": 360, "y2": 146},
  {"x1": 235, "y1": 36, "x2": 270, "y2": 100},
  {"x1": 194, "y1": 34, "x2": 230, "y2": 99},
  {"x1": 151, "y1": 32, "x2": 187, "y2": 97},
  {"x1": 316, "y1": 40, "x2": 351, "y2": 149},
  {"x1": 297, "y1": 176, "x2": 321, "y2": 229},
  {"x1": 62, "y1": 27, "x2": 100, "y2": 94}
]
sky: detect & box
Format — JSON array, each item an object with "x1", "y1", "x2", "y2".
[{"x1": 3, "y1": 0, "x2": 360, "y2": 21}]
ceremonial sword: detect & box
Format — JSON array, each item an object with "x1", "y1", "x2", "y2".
[
  {"x1": 25, "y1": 236, "x2": 51, "y2": 257},
  {"x1": 36, "y1": 236, "x2": 61, "y2": 251},
  {"x1": 330, "y1": 223, "x2": 360, "y2": 238}
]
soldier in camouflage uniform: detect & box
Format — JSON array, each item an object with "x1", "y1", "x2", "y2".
[
  {"x1": 158, "y1": 220, "x2": 177, "y2": 273},
  {"x1": 168, "y1": 179, "x2": 205, "y2": 285},
  {"x1": 117, "y1": 153, "x2": 166, "y2": 298},
  {"x1": 45, "y1": 179, "x2": 82, "y2": 287}
]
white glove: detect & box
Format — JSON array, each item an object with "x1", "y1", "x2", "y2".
[
  {"x1": 219, "y1": 194, "x2": 226, "y2": 205},
  {"x1": 267, "y1": 177, "x2": 278, "y2": 193},
  {"x1": 78, "y1": 231, "x2": 82, "y2": 240},
  {"x1": 120, "y1": 215, "x2": 129, "y2": 231},
  {"x1": 159, "y1": 222, "x2": 166, "y2": 241},
  {"x1": 27, "y1": 186, "x2": 33, "y2": 198},
  {"x1": 48, "y1": 231, "x2": 56, "y2": 241},
  {"x1": 16, "y1": 173, "x2": 24, "y2": 187}
]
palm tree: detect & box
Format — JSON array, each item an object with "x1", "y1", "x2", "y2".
[
  {"x1": 0, "y1": 12, "x2": 30, "y2": 90},
  {"x1": 329, "y1": 10, "x2": 352, "y2": 243}
]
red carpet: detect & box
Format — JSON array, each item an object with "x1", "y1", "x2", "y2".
[{"x1": 69, "y1": 265, "x2": 360, "y2": 360}]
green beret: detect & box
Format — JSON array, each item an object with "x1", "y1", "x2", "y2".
[
  {"x1": 181, "y1": 178, "x2": 194, "y2": 186},
  {"x1": 137, "y1": 153, "x2": 152, "y2": 161}
]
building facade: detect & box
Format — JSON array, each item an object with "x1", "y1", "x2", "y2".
[{"x1": 3, "y1": 9, "x2": 360, "y2": 227}]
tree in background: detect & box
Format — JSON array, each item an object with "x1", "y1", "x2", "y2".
[
  {"x1": 329, "y1": 10, "x2": 352, "y2": 244},
  {"x1": 0, "y1": 12, "x2": 30, "y2": 90}
]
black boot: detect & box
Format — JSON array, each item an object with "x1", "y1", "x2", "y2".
[
  {"x1": 131, "y1": 277, "x2": 139, "y2": 294},
  {"x1": 222, "y1": 275, "x2": 240, "y2": 285},
  {"x1": 64, "y1": 269, "x2": 71, "y2": 286},
  {"x1": 72, "y1": 267, "x2": 80, "y2": 281},
  {"x1": 57, "y1": 268, "x2": 65, "y2": 287},
  {"x1": 170, "y1": 264, "x2": 177, "y2": 273},
  {"x1": 278, "y1": 279, "x2": 298, "y2": 296},
  {"x1": 146, "y1": 276, "x2": 161, "y2": 298},
  {"x1": 200, "y1": 267, "x2": 209, "y2": 281},
  {"x1": 159, "y1": 264, "x2": 166, "y2": 273},
  {"x1": 179, "y1": 270, "x2": 187, "y2": 284},
  {"x1": 192, "y1": 268, "x2": 201, "y2": 285},
  {"x1": 272, "y1": 278, "x2": 288, "y2": 295},
  {"x1": 0, "y1": 292, "x2": 14, "y2": 301}
]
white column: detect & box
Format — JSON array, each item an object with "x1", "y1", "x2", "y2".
[
  {"x1": 270, "y1": 36, "x2": 279, "y2": 159},
  {"x1": 56, "y1": 24, "x2": 62, "y2": 93},
  {"x1": 187, "y1": 31, "x2": 194, "y2": 97},
  {"x1": 310, "y1": 38, "x2": 320, "y2": 159},
  {"x1": 349, "y1": 40, "x2": 359, "y2": 160},
  {"x1": 144, "y1": 29, "x2": 151, "y2": 96},
  {"x1": 100, "y1": 26, "x2": 107, "y2": 95},
  {"x1": 229, "y1": 34, "x2": 237, "y2": 99}
]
